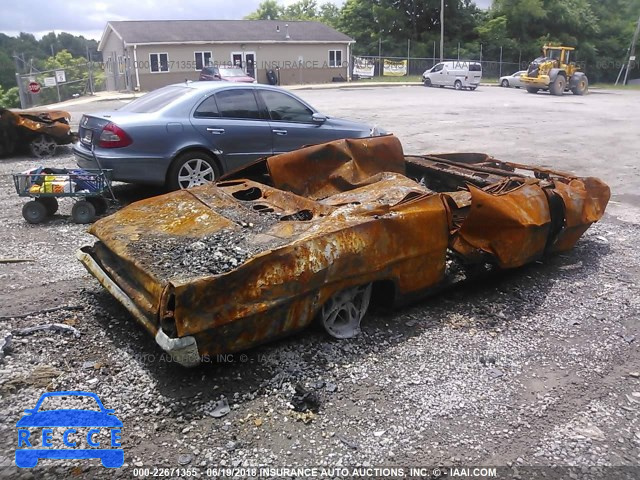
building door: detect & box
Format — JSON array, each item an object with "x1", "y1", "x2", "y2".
[
  {"x1": 245, "y1": 53, "x2": 256, "y2": 78},
  {"x1": 231, "y1": 52, "x2": 257, "y2": 78},
  {"x1": 231, "y1": 53, "x2": 243, "y2": 68}
]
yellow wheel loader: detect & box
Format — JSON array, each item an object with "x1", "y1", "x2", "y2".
[{"x1": 521, "y1": 45, "x2": 588, "y2": 96}]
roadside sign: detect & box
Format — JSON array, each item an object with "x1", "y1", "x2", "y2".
[
  {"x1": 55, "y1": 70, "x2": 66, "y2": 83},
  {"x1": 630, "y1": 56, "x2": 636, "y2": 61},
  {"x1": 44, "y1": 77, "x2": 56, "y2": 87},
  {"x1": 28, "y1": 82, "x2": 41, "y2": 94}
]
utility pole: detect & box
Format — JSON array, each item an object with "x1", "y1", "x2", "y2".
[
  {"x1": 440, "y1": 0, "x2": 444, "y2": 62},
  {"x1": 378, "y1": 34, "x2": 382, "y2": 77},
  {"x1": 623, "y1": 15, "x2": 640, "y2": 85},
  {"x1": 13, "y1": 51, "x2": 28, "y2": 108}
]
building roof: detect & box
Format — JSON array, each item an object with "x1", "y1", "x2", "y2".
[{"x1": 100, "y1": 20, "x2": 353, "y2": 49}]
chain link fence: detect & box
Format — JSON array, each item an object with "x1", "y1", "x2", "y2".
[
  {"x1": 16, "y1": 62, "x2": 106, "y2": 109},
  {"x1": 351, "y1": 55, "x2": 522, "y2": 80}
]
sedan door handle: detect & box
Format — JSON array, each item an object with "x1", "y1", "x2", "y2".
[
  {"x1": 272, "y1": 129, "x2": 288, "y2": 136},
  {"x1": 206, "y1": 128, "x2": 225, "y2": 135}
]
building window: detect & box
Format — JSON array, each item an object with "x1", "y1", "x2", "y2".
[
  {"x1": 329, "y1": 49, "x2": 343, "y2": 68},
  {"x1": 105, "y1": 57, "x2": 112, "y2": 73},
  {"x1": 194, "y1": 51, "x2": 212, "y2": 70},
  {"x1": 150, "y1": 53, "x2": 169, "y2": 73},
  {"x1": 117, "y1": 55, "x2": 125, "y2": 74}
]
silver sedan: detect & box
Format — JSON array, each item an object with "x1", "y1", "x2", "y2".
[
  {"x1": 499, "y1": 71, "x2": 527, "y2": 88},
  {"x1": 74, "y1": 82, "x2": 384, "y2": 190}
]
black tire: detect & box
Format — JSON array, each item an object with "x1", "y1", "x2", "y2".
[
  {"x1": 22, "y1": 200, "x2": 48, "y2": 224},
  {"x1": 549, "y1": 75, "x2": 566, "y2": 96},
  {"x1": 72, "y1": 200, "x2": 96, "y2": 224},
  {"x1": 423, "y1": 78, "x2": 432, "y2": 87},
  {"x1": 470, "y1": 86, "x2": 477, "y2": 91},
  {"x1": 36, "y1": 197, "x2": 58, "y2": 216},
  {"x1": 526, "y1": 87, "x2": 540, "y2": 94},
  {"x1": 571, "y1": 76, "x2": 588, "y2": 95},
  {"x1": 501, "y1": 79, "x2": 509, "y2": 88},
  {"x1": 454, "y1": 80, "x2": 463, "y2": 90},
  {"x1": 87, "y1": 197, "x2": 108, "y2": 215},
  {"x1": 167, "y1": 151, "x2": 220, "y2": 191}
]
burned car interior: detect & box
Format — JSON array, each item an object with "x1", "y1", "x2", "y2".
[{"x1": 78, "y1": 135, "x2": 610, "y2": 366}]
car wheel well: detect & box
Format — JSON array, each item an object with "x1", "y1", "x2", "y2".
[
  {"x1": 167, "y1": 147, "x2": 223, "y2": 184},
  {"x1": 370, "y1": 279, "x2": 396, "y2": 308}
]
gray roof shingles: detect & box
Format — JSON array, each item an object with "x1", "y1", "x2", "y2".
[{"x1": 108, "y1": 20, "x2": 353, "y2": 44}]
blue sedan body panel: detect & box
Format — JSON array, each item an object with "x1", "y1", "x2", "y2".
[{"x1": 73, "y1": 82, "x2": 380, "y2": 187}]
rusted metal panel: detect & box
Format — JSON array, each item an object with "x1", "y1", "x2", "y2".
[
  {"x1": 0, "y1": 108, "x2": 73, "y2": 157},
  {"x1": 450, "y1": 182, "x2": 552, "y2": 268},
  {"x1": 77, "y1": 135, "x2": 610, "y2": 365}
]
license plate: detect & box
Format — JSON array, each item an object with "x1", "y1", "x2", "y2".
[{"x1": 81, "y1": 130, "x2": 93, "y2": 144}]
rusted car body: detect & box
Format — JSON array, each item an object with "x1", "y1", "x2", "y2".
[
  {"x1": 0, "y1": 108, "x2": 73, "y2": 158},
  {"x1": 77, "y1": 135, "x2": 610, "y2": 366}
]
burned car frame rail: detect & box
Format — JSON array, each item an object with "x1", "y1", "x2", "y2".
[{"x1": 77, "y1": 135, "x2": 610, "y2": 367}]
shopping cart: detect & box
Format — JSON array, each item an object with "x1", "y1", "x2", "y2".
[{"x1": 13, "y1": 168, "x2": 113, "y2": 224}]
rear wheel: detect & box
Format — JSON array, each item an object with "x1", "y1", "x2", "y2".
[
  {"x1": 454, "y1": 80, "x2": 463, "y2": 90},
  {"x1": 571, "y1": 76, "x2": 588, "y2": 95},
  {"x1": 29, "y1": 134, "x2": 57, "y2": 158},
  {"x1": 36, "y1": 197, "x2": 58, "y2": 216},
  {"x1": 22, "y1": 200, "x2": 48, "y2": 224},
  {"x1": 72, "y1": 200, "x2": 96, "y2": 224},
  {"x1": 501, "y1": 79, "x2": 509, "y2": 87},
  {"x1": 549, "y1": 75, "x2": 566, "y2": 96},
  {"x1": 526, "y1": 87, "x2": 540, "y2": 94},
  {"x1": 168, "y1": 151, "x2": 220, "y2": 191},
  {"x1": 318, "y1": 283, "x2": 372, "y2": 339}
]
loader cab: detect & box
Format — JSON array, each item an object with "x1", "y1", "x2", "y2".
[{"x1": 542, "y1": 46, "x2": 574, "y2": 65}]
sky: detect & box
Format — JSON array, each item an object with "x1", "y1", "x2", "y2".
[{"x1": 0, "y1": 0, "x2": 492, "y2": 41}]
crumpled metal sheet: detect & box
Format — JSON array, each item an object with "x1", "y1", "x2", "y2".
[
  {"x1": 267, "y1": 136, "x2": 406, "y2": 199},
  {"x1": 0, "y1": 108, "x2": 73, "y2": 156},
  {"x1": 78, "y1": 135, "x2": 610, "y2": 361}
]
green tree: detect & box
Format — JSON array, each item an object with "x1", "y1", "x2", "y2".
[
  {"x1": 245, "y1": 0, "x2": 284, "y2": 19},
  {"x1": 0, "y1": 86, "x2": 20, "y2": 108}
]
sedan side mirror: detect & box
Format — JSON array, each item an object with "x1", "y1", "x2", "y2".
[{"x1": 312, "y1": 113, "x2": 327, "y2": 124}]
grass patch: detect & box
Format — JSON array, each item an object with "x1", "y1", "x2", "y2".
[{"x1": 592, "y1": 83, "x2": 640, "y2": 90}]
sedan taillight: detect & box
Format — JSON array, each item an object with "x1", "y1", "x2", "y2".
[{"x1": 98, "y1": 123, "x2": 132, "y2": 148}]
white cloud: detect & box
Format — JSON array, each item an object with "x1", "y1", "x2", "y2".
[{"x1": 0, "y1": 0, "x2": 492, "y2": 41}]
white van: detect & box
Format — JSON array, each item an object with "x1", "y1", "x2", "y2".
[{"x1": 422, "y1": 61, "x2": 482, "y2": 90}]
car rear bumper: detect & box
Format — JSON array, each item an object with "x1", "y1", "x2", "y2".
[
  {"x1": 76, "y1": 248, "x2": 200, "y2": 367},
  {"x1": 73, "y1": 142, "x2": 168, "y2": 185}
]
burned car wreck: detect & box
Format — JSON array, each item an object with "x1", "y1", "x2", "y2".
[
  {"x1": 77, "y1": 135, "x2": 610, "y2": 367},
  {"x1": 0, "y1": 108, "x2": 74, "y2": 158}
]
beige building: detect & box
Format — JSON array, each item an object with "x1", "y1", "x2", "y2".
[{"x1": 98, "y1": 20, "x2": 354, "y2": 91}]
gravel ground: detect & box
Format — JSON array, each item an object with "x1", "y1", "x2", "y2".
[{"x1": 1, "y1": 87, "x2": 639, "y2": 479}]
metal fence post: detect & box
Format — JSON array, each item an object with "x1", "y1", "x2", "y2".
[{"x1": 499, "y1": 46, "x2": 503, "y2": 78}]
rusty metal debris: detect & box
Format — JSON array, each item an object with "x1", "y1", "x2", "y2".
[
  {"x1": 0, "y1": 108, "x2": 74, "y2": 158},
  {"x1": 77, "y1": 135, "x2": 610, "y2": 367}
]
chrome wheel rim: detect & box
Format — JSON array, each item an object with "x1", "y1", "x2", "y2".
[
  {"x1": 177, "y1": 158, "x2": 215, "y2": 189},
  {"x1": 320, "y1": 283, "x2": 372, "y2": 339},
  {"x1": 30, "y1": 135, "x2": 57, "y2": 158}
]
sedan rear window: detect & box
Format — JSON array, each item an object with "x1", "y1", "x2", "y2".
[{"x1": 119, "y1": 86, "x2": 190, "y2": 113}]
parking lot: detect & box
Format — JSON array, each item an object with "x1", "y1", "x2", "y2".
[{"x1": 1, "y1": 84, "x2": 639, "y2": 478}]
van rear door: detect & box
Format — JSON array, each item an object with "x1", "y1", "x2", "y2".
[{"x1": 469, "y1": 63, "x2": 482, "y2": 84}]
